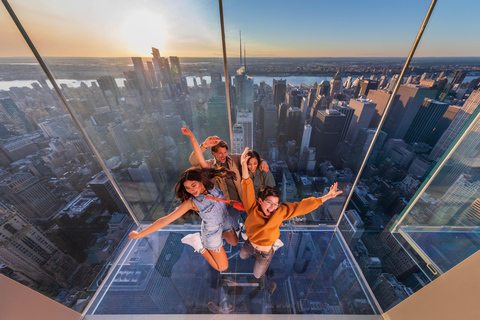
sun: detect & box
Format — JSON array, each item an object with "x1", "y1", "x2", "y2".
[{"x1": 122, "y1": 11, "x2": 168, "y2": 56}]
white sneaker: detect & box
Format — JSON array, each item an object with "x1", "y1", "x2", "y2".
[
  {"x1": 238, "y1": 222, "x2": 248, "y2": 240},
  {"x1": 181, "y1": 233, "x2": 203, "y2": 252},
  {"x1": 272, "y1": 239, "x2": 284, "y2": 252}
]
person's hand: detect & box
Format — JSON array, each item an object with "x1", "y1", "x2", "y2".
[
  {"x1": 241, "y1": 147, "x2": 250, "y2": 166},
  {"x1": 181, "y1": 126, "x2": 194, "y2": 138},
  {"x1": 259, "y1": 160, "x2": 269, "y2": 172},
  {"x1": 202, "y1": 136, "x2": 220, "y2": 148},
  {"x1": 324, "y1": 182, "x2": 343, "y2": 200},
  {"x1": 129, "y1": 231, "x2": 141, "y2": 239}
]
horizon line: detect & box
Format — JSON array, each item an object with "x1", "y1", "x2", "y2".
[{"x1": 2, "y1": 56, "x2": 480, "y2": 59}]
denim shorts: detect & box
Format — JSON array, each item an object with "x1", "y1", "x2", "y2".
[{"x1": 201, "y1": 215, "x2": 234, "y2": 250}]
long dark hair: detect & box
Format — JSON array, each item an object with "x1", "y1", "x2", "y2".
[
  {"x1": 246, "y1": 150, "x2": 261, "y2": 170},
  {"x1": 175, "y1": 167, "x2": 236, "y2": 217}
]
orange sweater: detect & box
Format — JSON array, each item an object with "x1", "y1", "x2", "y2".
[{"x1": 242, "y1": 178, "x2": 323, "y2": 247}]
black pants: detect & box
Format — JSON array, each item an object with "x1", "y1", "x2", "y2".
[{"x1": 239, "y1": 239, "x2": 274, "y2": 279}]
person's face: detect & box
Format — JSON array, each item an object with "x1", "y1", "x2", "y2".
[
  {"x1": 258, "y1": 196, "x2": 280, "y2": 216},
  {"x1": 247, "y1": 157, "x2": 258, "y2": 173},
  {"x1": 213, "y1": 146, "x2": 228, "y2": 164},
  {"x1": 183, "y1": 180, "x2": 206, "y2": 197}
]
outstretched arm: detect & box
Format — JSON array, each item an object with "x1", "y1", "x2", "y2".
[
  {"x1": 129, "y1": 200, "x2": 194, "y2": 239},
  {"x1": 188, "y1": 135, "x2": 220, "y2": 166},
  {"x1": 320, "y1": 182, "x2": 343, "y2": 202},
  {"x1": 182, "y1": 126, "x2": 209, "y2": 169}
]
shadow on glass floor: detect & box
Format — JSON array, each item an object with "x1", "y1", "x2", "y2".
[{"x1": 86, "y1": 226, "x2": 379, "y2": 315}]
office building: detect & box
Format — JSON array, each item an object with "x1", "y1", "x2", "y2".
[
  {"x1": 403, "y1": 98, "x2": 449, "y2": 144},
  {"x1": 273, "y1": 79, "x2": 287, "y2": 107},
  {"x1": 346, "y1": 98, "x2": 376, "y2": 143},
  {"x1": 0, "y1": 202, "x2": 78, "y2": 287},
  {"x1": 0, "y1": 172, "x2": 62, "y2": 219},
  {"x1": 310, "y1": 109, "x2": 346, "y2": 163},
  {"x1": 232, "y1": 123, "x2": 244, "y2": 154},
  {"x1": 430, "y1": 89, "x2": 480, "y2": 160},
  {"x1": 236, "y1": 110, "x2": 253, "y2": 148},
  {"x1": 366, "y1": 89, "x2": 400, "y2": 128},
  {"x1": 382, "y1": 85, "x2": 436, "y2": 140}
]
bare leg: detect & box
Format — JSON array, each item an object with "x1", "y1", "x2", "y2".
[
  {"x1": 222, "y1": 227, "x2": 239, "y2": 246},
  {"x1": 201, "y1": 246, "x2": 229, "y2": 271}
]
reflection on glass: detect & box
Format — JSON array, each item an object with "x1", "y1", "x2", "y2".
[
  {"x1": 87, "y1": 227, "x2": 378, "y2": 315},
  {"x1": 395, "y1": 90, "x2": 480, "y2": 273}
]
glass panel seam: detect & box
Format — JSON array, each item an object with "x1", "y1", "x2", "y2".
[
  {"x1": 334, "y1": 227, "x2": 384, "y2": 314},
  {"x1": 336, "y1": 0, "x2": 438, "y2": 228}
]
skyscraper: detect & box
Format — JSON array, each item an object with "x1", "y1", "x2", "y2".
[
  {"x1": 260, "y1": 104, "x2": 278, "y2": 149},
  {"x1": 169, "y1": 56, "x2": 186, "y2": 93},
  {"x1": 285, "y1": 107, "x2": 302, "y2": 142},
  {"x1": 316, "y1": 80, "x2": 330, "y2": 97},
  {"x1": 430, "y1": 89, "x2": 480, "y2": 160},
  {"x1": 310, "y1": 109, "x2": 346, "y2": 163},
  {"x1": 207, "y1": 96, "x2": 230, "y2": 142},
  {"x1": 151, "y1": 47, "x2": 173, "y2": 88},
  {"x1": 236, "y1": 110, "x2": 253, "y2": 148},
  {"x1": 356, "y1": 79, "x2": 379, "y2": 98},
  {"x1": 346, "y1": 98, "x2": 376, "y2": 143},
  {"x1": 334, "y1": 105, "x2": 355, "y2": 141},
  {"x1": 382, "y1": 85, "x2": 436, "y2": 140},
  {"x1": 273, "y1": 79, "x2": 287, "y2": 108},
  {"x1": 330, "y1": 71, "x2": 343, "y2": 97},
  {"x1": 131, "y1": 57, "x2": 150, "y2": 95},
  {"x1": 97, "y1": 76, "x2": 121, "y2": 108},
  {"x1": 109, "y1": 124, "x2": 133, "y2": 155},
  {"x1": 232, "y1": 124, "x2": 244, "y2": 154},
  {"x1": 366, "y1": 89, "x2": 400, "y2": 128},
  {"x1": 351, "y1": 128, "x2": 387, "y2": 173},
  {"x1": 88, "y1": 172, "x2": 128, "y2": 214},
  {"x1": 403, "y1": 98, "x2": 449, "y2": 144},
  {"x1": 0, "y1": 97, "x2": 34, "y2": 133}
]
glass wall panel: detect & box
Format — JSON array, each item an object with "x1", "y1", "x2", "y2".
[
  {"x1": 7, "y1": 0, "x2": 225, "y2": 224},
  {"x1": 0, "y1": 1, "x2": 133, "y2": 313},
  {"x1": 344, "y1": 0, "x2": 480, "y2": 312},
  {"x1": 221, "y1": 0, "x2": 428, "y2": 226}
]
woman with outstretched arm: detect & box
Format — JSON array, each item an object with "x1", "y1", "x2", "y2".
[{"x1": 129, "y1": 126, "x2": 238, "y2": 271}]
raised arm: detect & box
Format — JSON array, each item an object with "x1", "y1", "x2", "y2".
[
  {"x1": 129, "y1": 200, "x2": 194, "y2": 239},
  {"x1": 240, "y1": 147, "x2": 251, "y2": 181},
  {"x1": 240, "y1": 147, "x2": 257, "y2": 213},
  {"x1": 188, "y1": 135, "x2": 220, "y2": 166},
  {"x1": 182, "y1": 126, "x2": 209, "y2": 169}
]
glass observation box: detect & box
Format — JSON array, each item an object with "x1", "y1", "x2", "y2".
[{"x1": 1, "y1": 0, "x2": 480, "y2": 317}]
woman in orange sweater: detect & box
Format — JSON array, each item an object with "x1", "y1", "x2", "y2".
[{"x1": 239, "y1": 147, "x2": 343, "y2": 278}]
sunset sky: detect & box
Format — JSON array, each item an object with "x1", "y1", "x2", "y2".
[{"x1": 1, "y1": 0, "x2": 479, "y2": 58}]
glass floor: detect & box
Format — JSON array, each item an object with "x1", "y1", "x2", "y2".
[{"x1": 84, "y1": 225, "x2": 380, "y2": 316}]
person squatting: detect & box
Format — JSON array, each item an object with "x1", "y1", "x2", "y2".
[{"x1": 129, "y1": 126, "x2": 343, "y2": 278}]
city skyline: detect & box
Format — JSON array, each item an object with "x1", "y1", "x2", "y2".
[{"x1": 1, "y1": 0, "x2": 480, "y2": 58}]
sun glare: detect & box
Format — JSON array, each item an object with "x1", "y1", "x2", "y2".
[{"x1": 122, "y1": 11, "x2": 168, "y2": 56}]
